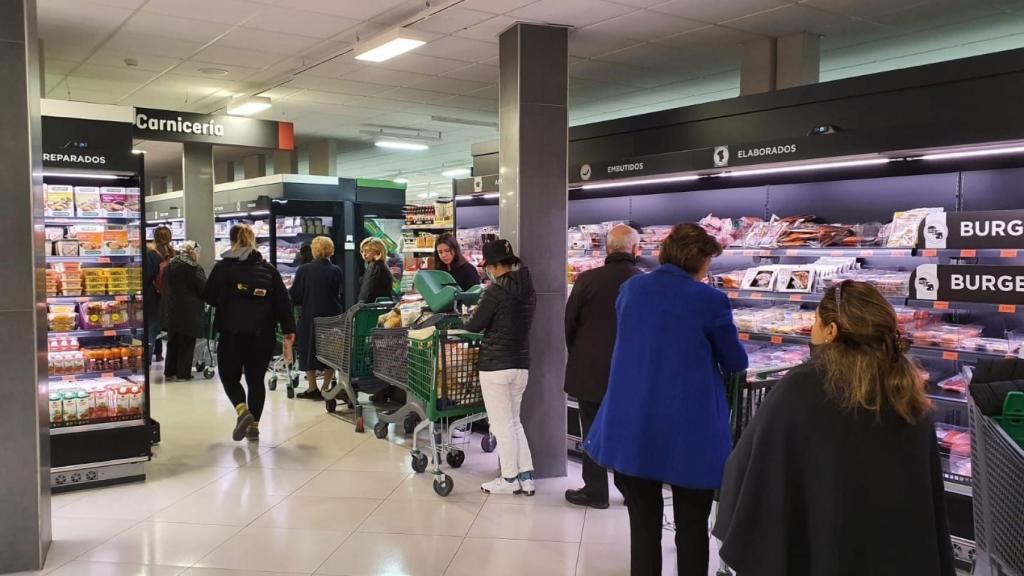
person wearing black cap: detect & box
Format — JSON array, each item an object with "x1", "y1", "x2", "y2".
[{"x1": 464, "y1": 239, "x2": 537, "y2": 496}]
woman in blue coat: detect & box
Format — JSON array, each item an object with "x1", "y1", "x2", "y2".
[{"x1": 586, "y1": 222, "x2": 748, "y2": 576}]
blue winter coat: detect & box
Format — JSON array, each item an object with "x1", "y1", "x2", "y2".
[{"x1": 585, "y1": 264, "x2": 748, "y2": 490}]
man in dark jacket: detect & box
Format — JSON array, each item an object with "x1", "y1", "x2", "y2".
[
  {"x1": 464, "y1": 239, "x2": 537, "y2": 496},
  {"x1": 203, "y1": 224, "x2": 295, "y2": 442},
  {"x1": 564, "y1": 224, "x2": 643, "y2": 509}
]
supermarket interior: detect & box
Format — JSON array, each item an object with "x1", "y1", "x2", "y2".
[{"x1": 5, "y1": 0, "x2": 1024, "y2": 575}]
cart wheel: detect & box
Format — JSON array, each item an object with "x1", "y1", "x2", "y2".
[
  {"x1": 373, "y1": 421, "x2": 389, "y2": 439},
  {"x1": 325, "y1": 399, "x2": 337, "y2": 414},
  {"x1": 268, "y1": 377, "x2": 277, "y2": 391},
  {"x1": 481, "y1": 434, "x2": 497, "y2": 453},
  {"x1": 286, "y1": 386, "x2": 295, "y2": 399},
  {"x1": 411, "y1": 452, "x2": 429, "y2": 473},
  {"x1": 203, "y1": 367, "x2": 215, "y2": 379},
  {"x1": 403, "y1": 413, "x2": 421, "y2": 435},
  {"x1": 446, "y1": 449, "x2": 466, "y2": 468},
  {"x1": 433, "y1": 474, "x2": 454, "y2": 497},
  {"x1": 290, "y1": 374, "x2": 300, "y2": 389},
  {"x1": 195, "y1": 362, "x2": 205, "y2": 372}
]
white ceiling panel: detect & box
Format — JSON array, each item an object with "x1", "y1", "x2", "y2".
[
  {"x1": 452, "y1": 15, "x2": 521, "y2": 42},
  {"x1": 508, "y1": 0, "x2": 638, "y2": 28},
  {"x1": 286, "y1": 75, "x2": 385, "y2": 96},
  {"x1": 85, "y1": 0, "x2": 149, "y2": 8},
  {"x1": 439, "y1": 63, "x2": 500, "y2": 83},
  {"x1": 410, "y1": 75, "x2": 492, "y2": 95},
  {"x1": 85, "y1": 50, "x2": 182, "y2": 72},
  {"x1": 140, "y1": 0, "x2": 265, "y2": 26},
  {"x1": 724, "y1": 4, "x2": 856, "y2": 36},
  {"x1": 650, "y1": 0, "x2": 794, "y2": 24},
  {"x1": 380, "y1": 86, "x2": 457, "y2": 104},
  {"x1": 301, "y1": 56, "x2": 363, "y2": 79},
  {"x1": 457, "y1": 0, "x2": 538, "y2": 14},
  {"x1": 871, "y1": 0, "x2": 1010, "y2": 31},
  {"x1": 416, "y1": 36, "x2": 500, "y2": 63},
  {"x1": 342, "y1": 66, "x2": 435, "y2": 88},
  {"x1": 654, "y1": 24, "x2": 764, "y2": 52},
  {"x1": 817, "y1": 20, "x2": 897, "y2": 51},
  {"x1": 801, "y1": 0, "x2": 931, "y2": 20},
  {"x1": 410, "y1": 7, "x2": 496, "y2": 34},
  {"x1": 465, "y1": 83, "x2": 499, "y2": 99},
  {"x1": 282, "y1": 0, "x2": 411, "y2": 21},
  {"x1": 594, "y1": 42, "x2": 693, "y2": 69},
  {"x1": 193, "y1": 44, "x2": 283, "y2": 69},
  {"x1": 104, "y1": 31, "x2": 208, "y2": 59},
  {"x1": 118, "y1": 11, "x2": 232, "y2": 44},
  {"x1": 172, "y1": 60, "x2": 261, "y2": 80},
  {"x1": 242, "y1": 6, "x2": 361, "y2": 39},
  {"x1": 217, "y1": 27, "x2": 322, "y2": 55},
  {"x1": 583, "y1": 9, "x2": 706, "y2": 41},
  {"x1": 442, "y1": 94, "x2": 498, "y2": 113},
  {"x1": 376, "y1": 53, "x2": 474, "y2": 75},
  {"x1": 568, "y1": 29, "x2": 645, "y2": 58},
  {"x1": 71, "y1": 63, "x2": 160, "y2": 83},
  {"x1": 43, "y1": 60, "x2": 80, "y2": 76}
]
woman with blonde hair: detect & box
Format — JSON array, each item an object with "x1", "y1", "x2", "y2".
[
  {"x1": 160, "y1": 240, "x2": 206, "y2": 381},
  {"x1": 289, "y1": 236, "x2": 344, "y2": 400},
  {"x1": 714, "y1": 281, "x2": 954, "y2": 576},
  {"x1": 357, "y1": 237, "x2": 393, "y2": 304},
  {"x1": 204, "y1": 224, "x2": 295, "y2": 442}
]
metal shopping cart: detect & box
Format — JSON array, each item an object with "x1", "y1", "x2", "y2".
[
  {"x1": 267, "y1": 328, "x2": 300, "y2": 399},
  {"x1": 970, "y1": 392, "x2": 1024, "y2": 576},
  {"x1": 314, "y1": 301, "x2": 395, "y2": 432},
  {"x1": 193, "y1": 305, "x2": 217, "y2": 379}
]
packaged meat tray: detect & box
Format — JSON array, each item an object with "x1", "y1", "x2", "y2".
[
  {"x1": 910, "y1": 324, "x2": 984, "y2": 348},
  {"x1": 959, "y1": 337, "x2": 1019, "y2": 355}
]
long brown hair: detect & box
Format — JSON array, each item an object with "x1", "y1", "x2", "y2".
[
  {"x1": 151, "y1": 225, "x2": 176, "y2": 259},
  {"x1": 432, "y1": 232, "x2": 465, "y2": 271},
  {"x1": 816, "y1": 281, "x2": 930, "y2": 424}
]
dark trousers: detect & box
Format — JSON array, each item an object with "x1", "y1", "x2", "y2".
[
  {"x1": 614, "y1": 472, "x2": 715, "y2": 576},
  {"x1": 579, "y1": 399, "x2": 609, "y2": 503},
  {"x1": 217, "y1": 332, "x2": 274, "y2": 421},
  {"x1": 164, "y1": 332, "x2": 197, "y2": 379}
]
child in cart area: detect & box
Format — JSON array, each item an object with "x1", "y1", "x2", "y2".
[
  {"x1": 204, "y1": 223, "x2": 296, "y2": 442},
  {"x1": 463, "y1": 239, "x2": 537, "y2": 496}
]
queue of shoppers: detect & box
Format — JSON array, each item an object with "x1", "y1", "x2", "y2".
[
  {"x1": 159, "y1": 240, "x2": 206, "y2": 381},
  {"x1": 290, "y1": 236, "x2": 344, "y2": 401}
]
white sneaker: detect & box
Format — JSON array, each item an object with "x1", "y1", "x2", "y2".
[
  {"x1": 517, "y1": 477, "x2": 536, "y2": 496},
  {"x1": 481, "y1": 476, "x2": 520, "y2": 495}
]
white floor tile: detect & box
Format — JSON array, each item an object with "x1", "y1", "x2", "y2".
[
  {"x1": 358, "y1": 497, "x2": 483, "y2": 537},
  {"x1": 40, "y1": 516, "x2": 140, "y2": 572},
  {"x1": 181, "y1": 569, "x2": 308, "y2": 576},
  {"x1": 208, "y1": 467, "x2": 320, "y2": 496},
  {"x1": 295, "y1": 469, "x2": 410, "y2": 500},
  {"x1": 581, "y1": 507, "x2": 630, "y2": 544},
  {"x1": 388, "y1": 472, "x2": 489, "y2": 503},
  {"x1": 195, "y1": 526, "x2": 348, "y2": 573},
  {"x1": 251, "y1": 495, "x2": 381, "y2": 533},
  {"x1": 47, "y1": 562, "x2": 186, "y2": 576},
  {"x1": 328, "y1": 439, "x2": 415, "y2": 473},
  {"x1": 469, "y1": 501, "x2": 586, "y2": 543},
  {"x1": 245, "y1": 447, "x2": 348, "y2": 472},
  {"x1": 316, "y1": 532, "x2": 462, "y2": 576},
  {"x1": 444, "y1": 538, "x2": 579, "y2": 576},
  {"x1": 84, "y1": 522, "x2": 240, "y2": 567},
  {"x1": 150, "y1": 486, "x2": 285, "y2": 526}
]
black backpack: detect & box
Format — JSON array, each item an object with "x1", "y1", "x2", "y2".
[{"x1": 216, "y1": 257, "x2": 278, "y2": 336}]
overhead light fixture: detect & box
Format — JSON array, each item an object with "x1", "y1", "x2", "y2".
[
  {"x1": 393, "y1": 177, "x2": 409, "y2": 184},
  {"x1": 198, "y1": 67, "x2": 229, "y2": 76},
  {"x1": 441, "y1": 168, "x2": 471, "y2": 178},
  {"x1": 717, "y1": 158, "x2": 890, "y2": 177},
  {"x1": 916, "y1": 145, "x2": 1024, "y2": 161},
  {"x1": 41, "y1": 172, "x2": 128, "y2": 180},
  {"x1": 249, "y1": 210, "x2": 270, "y2": 216},
  {"x1": 416, "y1": 192, "x2": 429, "y2": 199},
  {"x1": 581, "y1": 174, "x2": 700, "y2": 190},
  {"x1": 430, "y1": 115, "x2": 499, "y2": 129},
  {"x1": 227, "y1": 95, "x2": 271, "y2": 116},
  {"x1": 375, "y1": 140, "x2": 429, "y2": 151},
  {"x1": 455, "y1": 192, "x2": 499, "y2": 202},
  {"x1": 131, "y1": 149, "x2": 146, "y2": 155},
  {"x1": 354, "y1": 31, "x2": 426, "y2": 63}
]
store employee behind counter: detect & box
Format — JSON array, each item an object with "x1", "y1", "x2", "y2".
[
  {"x1": 563, "y1": 224, "x2": 642, "y2": 509},
  {"x1": 432, "y1": 232, "x2": 481, "y2": 291}
]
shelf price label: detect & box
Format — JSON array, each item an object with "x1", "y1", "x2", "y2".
[
  {"x1": 750, "y1": 292, "x2": 764, "y2": 300},
  {"x1": 1001, "y1": 250, "x2": 1019, "y2": 258},
  {"x1": 960, "y1": 249, "x2": 977, "y2": 258},
  {"x1": 726, "y1": 291, "x2": 738, "y2": 299},
  {"x1": 859, "y1": 250, "x2": 875, "y2": 257},
  {"x1": 96, "y1": 257, "x2": 111, "y2": 263},
  {"x1": 738, "y1": 333, "x2": 750, "y2": 341},
  {"x1": 942, "y1": 351, "x2": 960, "y2": 361},
  {"x1": 61, "y1": 375, "x2": 75, "y2": 381},
  {"x1": 103, "y1": 330, "x2": 117, "y2": 336},
  {"x1": 933, "y1": 301, "x2": 950, "y2": 310},
  {"x1": 770, "y1": 336, "x2": 783, "y2": 344},
  {"x1": 788, "y1": 294, "x2": 803, "y2": 302},
  {"x1": 101, "y1": 372, "x2": 114, "y2": 378},
  {"x1": 998, "y1": 304, "x2": 1017, "y2": 313},
  {"x1": 921, "y1": 249, "x2": 938, "y2": 257}
]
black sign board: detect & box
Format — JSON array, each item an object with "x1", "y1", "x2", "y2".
[
  {"x1": 912, "y1": 263, "x2": 1024, "y2": 305},
  {"x1": 920, "y1": 210, "x2": 1024, "y2": 249},
  {"x1": 134, "y1": 108, "x2": 294, "y2": 150},
  {"x1": 42, "y1": 116, "x2": 136, "y2": 172}
]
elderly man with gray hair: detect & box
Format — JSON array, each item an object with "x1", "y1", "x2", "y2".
[{"x1": 564, "y1": 223, "x2": 643, "y2": 509}]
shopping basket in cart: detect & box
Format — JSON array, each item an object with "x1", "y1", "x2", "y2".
[
  {"x1": 314, "y1": 301, "x2": 394, "y2": 432},
  {"x1": 970, "y1": 391, "x2": 1024, "y2": 576},
  {"x1": 399, "y1": 328, "x2": 491, "y2": 497},
  {"x1": 370, "y1": 327, "x2": 423, "y2": 437}
]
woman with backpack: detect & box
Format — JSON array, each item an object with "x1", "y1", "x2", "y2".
[
  {"x1": 145, "y1": 226, "x2": 175, "y2": 363},
  {"x1": 203, "y1": 224, "x2": 295, "y2": 442},
  {"x1": 159, "y1": 240, "x2": 206, "y2": 381}
]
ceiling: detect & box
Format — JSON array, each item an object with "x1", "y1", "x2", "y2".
[{"x1": 39, "y1": 0, "x2": 1024, "y2": 198}]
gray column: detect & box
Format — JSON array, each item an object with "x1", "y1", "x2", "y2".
[
  {"x1": 243, "y1": 154, "x2": 266, "y2": 179},
  {"x1": 214, "y1": 159, "x2": 231, "y2": 184},
  {"x1": 0, "y1": 0, "x2": 51, "y2": 571},
  {"x1": 498, "y1": 23, "x2": 568, "y2": 479},
  {"x1": 776, "y1": 32, "x2": 820, "y2": 90},
  {"x1": 308, "y1": 139, "x2": 338, "y2": 176},
  {"x1": 272, "y1": 149, "x2": 297, "y2": 175},
  {"x1": 183, "y1": 143, "x2": 215, "y2": 270},
  {"x1": 740, "y1": 37, "x2": 777, "y2": 95}
]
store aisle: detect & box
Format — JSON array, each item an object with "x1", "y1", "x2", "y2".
[{"x1": 17, "y1": 372, "x2": 722, "y2": 576}]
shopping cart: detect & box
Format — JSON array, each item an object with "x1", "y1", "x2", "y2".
[
  {"x1": 193, "y1": 305, "x2": 217, "y2": 380},
  {"x1": 370, "y1": 327, "x2": 422, "y2": 437},
  {"x1": 267, "y1": 308, "x2": 301, "y2": 398},
  {"x1": 970, "y1": 392, "x2": 1024, "y2": 576},
  {"x1": 314, "y1": 301, "x2": 394, "y2": 432}
]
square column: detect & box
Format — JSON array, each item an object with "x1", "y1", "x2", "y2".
[
  {"x1": 183, "y1": 143, "x2": 215, "y2": 270},
  {"x1": 498, "y1": 22, "x2": 569, "y2": 479}
]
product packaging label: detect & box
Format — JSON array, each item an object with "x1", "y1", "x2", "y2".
[
  {"x1": 45, "y1": 185, "x2": 74, "y2": 217},
  {"x1": 74, "y1": 187, "x2": 101, "y2": 217},
  {"x1": 100, "y1": 187, "x2": 127, "y2": 217}
]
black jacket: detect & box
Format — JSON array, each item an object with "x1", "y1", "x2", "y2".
[
  {"x1": 714, "y1": 362, "x2": 955, "y2": 576},
  {"x1": 159, "y1": 255, "x2": 207, "y2": 338},
  {"x1": 143, "y1": 245, "x2": 172, "y2": 317},
  {"x1": 290, "y1": 259, "x2": 344, "y2": 371},
  {"x1": 438, "y1": 259, "x2": 481, "y2": 291},
  {"x1": 564, "y1": 252, "x2": 642, "y2": 402},
  {"x1": 464, "y1": 267, "x2": 536, "y2": 371},
  {"x1": 358, "y1": 260, "x2": 393, "y2": 304},
  {"x1": 203, "y1": 249, "x2": 295, "y2": 338}
]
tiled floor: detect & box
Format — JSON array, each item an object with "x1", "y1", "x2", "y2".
[{"x1": 16, "y1": 370, "x2": 727, "y2": 576}]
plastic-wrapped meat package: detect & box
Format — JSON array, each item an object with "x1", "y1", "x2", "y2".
[
  {"x1": 885, "y1": 208, "x2": 944, "y2": 248},
  {"x1": 937, "y1": 373, "x2": 968, "y2": 395},
  {"x1": 715, "y1": 269, "x2": 746, "y2": 289}
]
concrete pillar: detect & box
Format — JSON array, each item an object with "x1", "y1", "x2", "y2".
[
  {"x1": 147, "y1": 175, "x2": 170, "y2": 196},
  {"x1": 308, "y1": 139, "x2": 338, "y2": 177},
  {"x1": 0, "y1": 0, "x2": 52, "y2": 571},
  {"x1": 232, "y1": 161, "x2": 244, "y2": 182},
  {"x1": 776, "y1": 32, "x2": 820, "y2": 90},
  {"x1": 498, "y1": 23, "x2": 568, "y2": 479},
  {"x1": 183, "y1": 143, "x2": 215, "y2": 270},
  {"x1": 214, "y1": 159, "x2": 232, "y2": 184},
  {"x1": 272, "y1": 149, "x2": 297, "y2": 175},
  {"x1": 740, "y1": 37, "x2": 776, "y2": 95},
  {"x1": 243, "y1": 154, "x2": 266, "y2": 179}
]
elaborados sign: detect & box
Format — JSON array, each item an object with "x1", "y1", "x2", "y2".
[{"x1": 135, "y1": 112, "x2": 225, "y2": 137}]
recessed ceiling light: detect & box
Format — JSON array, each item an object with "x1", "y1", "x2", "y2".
[
  {"x1": 375, "y1": 140, "x2": 429, "y2": 151},
  {"x1": 227, "y1": 95, "x2": 271, "y2": 116},
  {"x1": 198, "y1": 67, "x2": 229, "y2": 76},
  {"x1": 441, "y1": 168, "x2": 470, "y2": 178},
  {"x1": 355, "y1": 33, "x2": 426, "y2": 63},
  {"x1": 131, "y1": 149, "x2": 146, "y2": 155},
  {"x1": 393, "y1": 177, "x2": 409, "y2": 183}
]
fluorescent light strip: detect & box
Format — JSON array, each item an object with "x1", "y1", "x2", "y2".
[
  {"x1": 918, "y1": 145, "x2": 1024, "y2": 161},
  {"x1": 42, "y1": 172, "x2": 128, "y2": 180},
  {"x1": 218, "y1": 212, "x2": 249, "y2": 219},
  {"x1": 375, "y1": 141, "x2": 429, "y2": 151},
  {"x1": 249, "y1": 210, "x2": 270, "y2": 216},
  {"x1": 355, "y1": 38, "x2": 425, "y2": 62},
  {"x1": 581, "y1": 174, "x2": 701, "y2": 190},
  {"x1": 441, "y1": 168, "x2": 471, "y2": 178},
  {"x1": 717, "y1": 158, "x2": 891, "y2": 177}
]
